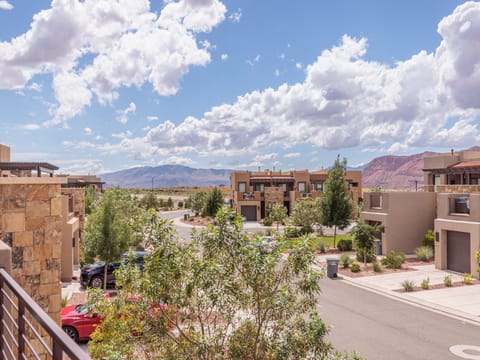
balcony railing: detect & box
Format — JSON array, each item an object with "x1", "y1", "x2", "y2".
[
  {"x1": 0, "y1": 268, "x2": 90, "y2": 360},
  {"x1": 423, "y1": 185, "x2": 480, "y2": 193}
]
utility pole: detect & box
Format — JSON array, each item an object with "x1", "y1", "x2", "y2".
[{"x1": 151, "y1": 176, "x2": 155, "y2": 191}]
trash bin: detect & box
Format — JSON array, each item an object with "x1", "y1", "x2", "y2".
[
  {"x1": 373, "y1": 239, "x2": 382, "y2": 256},
  {"x1": 184, "y1": 214, "x2": 189, "y2": 221},
  {"x1": 326, "y1": 257, "x2": 339, "y2": 278}
]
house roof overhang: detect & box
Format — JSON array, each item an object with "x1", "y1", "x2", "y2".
[{"x1": 423, "y1": 161, "x2": 480, "y2": 175}]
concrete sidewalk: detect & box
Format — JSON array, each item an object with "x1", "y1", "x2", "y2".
[{"x1": 320, "y1": 261, "x2": 480, "y2": 326}]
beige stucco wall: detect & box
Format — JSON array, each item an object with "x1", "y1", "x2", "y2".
[
  {"x1": 0, "y1": 144, "x2": 10, "y2": 162},
  {"x1": 361, "y1": 192, "x2": 436, "y2": 254},
  {"x1": 0, "y1": 177, "x2": 67, "y2": 324}
]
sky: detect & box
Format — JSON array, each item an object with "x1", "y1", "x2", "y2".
[{"x1": 1, "y1": 0, "x2": 479, "y2": 175}]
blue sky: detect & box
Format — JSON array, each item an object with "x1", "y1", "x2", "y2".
[{"x1": 1, "y1": 0, "x2": 479, "y2": 175}]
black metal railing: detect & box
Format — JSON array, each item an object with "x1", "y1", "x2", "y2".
[{"x1": 0, "y1": 268, "x2": 90, "y2": 360}]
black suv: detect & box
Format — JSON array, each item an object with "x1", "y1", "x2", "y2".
[{"x1": 80, "y1": 251, "x2": 146, "y2": 288}]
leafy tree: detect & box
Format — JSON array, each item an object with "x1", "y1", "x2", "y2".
[
  {"x1": 139, "y1": 191, "x2": 159, "y2": 210},
  {"x1": 268, "y1": 202, "x2": 288, "y2": 230},
  {"x1": 291, "y1": 197, "x2": 322, "y2": 234},
  {"x1": 203, "y1": 186, "x2": 224, "y2": 217},
  {"x1": 189, "y1": 191, "x2": 207, "y2": 216},
  {"x1": 87, "y1": 208, "x2": 361, "y2": 359},
  {"x1": 83, "y1": 189, "x2": 138, "y2": 289},
  {"x1": 166, "y1": 196, "x2": 174, "y2": 209},
  {"x1": 84, "y1": 186, "x2": 96, "y2": 215},
  {"x1": 350, "y1": 220, "x2": 383, "y2": 268},
  {"x1": 320, "y1": 155, "x2": 353, "y2": 248}
]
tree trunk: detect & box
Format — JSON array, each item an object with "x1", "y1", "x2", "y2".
[
  {"x1": 103, "y1": 262, "x2": 108, "y2": 290},
  {"x1": 333, "y1": 226, "x2": 337, "y2": 248}
]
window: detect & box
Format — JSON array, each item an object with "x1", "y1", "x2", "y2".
[
  {"x1": 281, "y1": 183, "x2": 287, "y2": 192},
  {"x1": 314, "y1": 183, "x2": 323, "y2": 191},
  {"x1": 453, "y1": 196, "x2": 469, "y2": 214},
  {"x1": 370, "y1": 193, "x2": 382, "y2": 209},
  {"x1": 255, "y1": 184, "x2": 264, "y2": 193},
  {"x1": 298, "y1": 182, "x2": 306, "y2": 192},
  {"x1": 434, "y1": 175, "x2": 441, "y2": 186},
  {"x1": 238, "y1": 182, "x2": 246, "y2": 192}
]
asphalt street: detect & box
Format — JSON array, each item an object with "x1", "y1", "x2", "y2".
[{"x1": 317, "y1": 277, "x2": 480, "y2": 360}]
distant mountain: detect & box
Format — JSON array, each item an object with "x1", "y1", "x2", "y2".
[
  {"x1": 361, "y1": 152, "x2": 434, "y2": 190},
  {"x1": 100, "y1": 165, "x2": 232, "y2": 188},
  {"x1": 100, "y1": 146, "x2": 480, "y2": 189}
]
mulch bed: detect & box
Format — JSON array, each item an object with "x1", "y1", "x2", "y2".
[{"x1": 336, "y1": 258, "x2": 429, "y2": 278}]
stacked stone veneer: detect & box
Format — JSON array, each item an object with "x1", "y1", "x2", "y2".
[{"x1": 0, "y1": 177, "x2": 66, "y2": 324}]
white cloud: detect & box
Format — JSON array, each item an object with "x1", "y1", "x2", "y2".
[
  {"x1": 158, "y1": 156, "x2": 194, "y2": 166},
  {"x1": 22, "y1": 123, "x2": 41, "y2": 130},
  {"x1": 228, "y1": 8, "x2": 242, "y2": 23},
  {"x1": 274, "y1": 69, "x2": 280, "y2": 77},
  {"x1": 116, "y1": 102, "x2": 136, "y2": 124},
  {"x1": 221, "y1": 53, "x2": 228, "y2": 61},
  {"x1": 0, "y1": 0, "x2": 227, "y2": 125},
  {"x1": 0, "y1": 1, "x2": 13, "y2": 10},
  {"x1": 147, "y1": 115, "x2": 158, "y2": 121},
  {"x1": 295, "y1": 62, "x2": 302, "y2": 69},
  {"x1": 254, "y1": 153, "x2": 278, "y2": 162},
  {"x1": 284, "y1": 152, "x2": 300, "y2": 158},
  {"x1": 27, "y1": 82, "x2": 42, "y2": 92},
  {"x1": 84, "y1": 127, "x2": 92, "y2": 135},
  {"x1": 246, "y1": 54, "x2": 261, "y2": 66},
  {"x1": 57, "y1": 2, "x2": 480, "y2": 163}
]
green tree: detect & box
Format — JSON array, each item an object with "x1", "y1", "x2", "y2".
[
  {"x1": 87, "y1": 208, "x2": 361, "y2": 359},
  {"x1": 320, "y1": 155, "x2": 353, "y2": 248},
  {"x1": 350, "y1": 220, "x2": 383, "y2": 268},
  {"x1": 204, "y1": 186, "x2": 224, "y2": 217},
  {"x1": 269, "y1": 202, "x2": 288, "y2": 231},
  {"x1": 83, "y1": 189, "x2": 138, "y2": 289},
  {"x1": 166, "y1": 196, "x2": 174, "y2": 209},
  {"x1": 139, "y1": 191, "x2": 159, "y2": 210},
  {"x1": 84, "y1": 186, "x2": 96, "y2": 215},
  {"x1": 189, "y1": 191, "x2": 207, "y2": 216},
  {"x1": 291, "y1": 197, "x2": 322, "y2": 234}
]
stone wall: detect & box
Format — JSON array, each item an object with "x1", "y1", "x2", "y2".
[{"x1": 0, "y1": 178, "x2": 66, "y2": 323}]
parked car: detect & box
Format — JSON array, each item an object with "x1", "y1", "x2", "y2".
[
  {"x1": 80, "y1": 251, "x2": 146, "y2": 289},
  {"x1": 61, "y1": 293, "x2": 168, "y2": 342},
  {"x1": 61, "y1": 303, "x2": 103, "y2": 342}
]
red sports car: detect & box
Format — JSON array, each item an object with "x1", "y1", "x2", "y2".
[{"x1": 61, "y1": 303, "x2": 102, "y2": 342}]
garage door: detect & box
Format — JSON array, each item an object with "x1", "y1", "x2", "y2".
[
  {"x1": 241, "y1": 206, "x2": 257, "y2": 221},
  {"x1": 447, "y1": 231, "x2": 470, "y2": 273}
]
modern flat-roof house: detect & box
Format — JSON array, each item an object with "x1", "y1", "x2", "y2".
[
  {"x1": 361, "y1": 150, "x2": 480, "y2": 278},
  {"x1": 230, "y1": 169, "x2": 362, "y2": 221}
]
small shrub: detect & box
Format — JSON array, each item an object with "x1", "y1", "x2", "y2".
[
  {"x1": 340, "y1": 254, "x2": 352, "y2": 269},
  {"x1": 284, "y1": 226, "x2": 300, "y2": 238},
  {"x1": 422, "y1": 229, "x2": 434, "y2": 248},
  {"x1": 300, "y1": 225, "x2": 314, "y2": 235},
  {"x1": 177, "y1": 201, "x2": 183, "y2": 208},
  {"x1": 61, "y1": 297, "x2": 68, "y2": 308},
  {"x1": 337, "y1": 239, "x2": 353, "y2": 251},
  {"x1": 262, "y1": 216, "x2": 273, "y2": 226},
  {"x1": 372, "y1": 261, "x2": 382, "y2": 273},
  {"x1": 415, "y1": 246, "x2": 433, "y2": 262},
  {"x1": 444, "y1": 275, "x2": 453, "y2": 287},
  {"x1": 401, "y1": 280, "x2": 415, "y2": 292},
  {"x1": 350, "y1": 263, "x2": 361, "y2": 273},
  {"x1": 421, "y1": 278, "x2": 430, "y2": 290},
  {"x1": 316, "y1": 241, "x2": 328, "y2": 254},
  {"x1": 463, "y1": 273, "x2": 472, "y2": 285},
  {"x1": 356, "y1": 248, "x2": 376, "y2": 263},
  {"x1": 381, "y1": 251, "x2": 405, "y2": 269}
]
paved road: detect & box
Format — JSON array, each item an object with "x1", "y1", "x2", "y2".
[{"x1": 317, "y1": 277, "x2": 480, "y2": 360}]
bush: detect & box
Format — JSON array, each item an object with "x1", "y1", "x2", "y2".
[
  {"x1": 316, "y1": 241, "x2": 329, "y2": 254},
  {"x1": 356, "y1": 248, "x2": 376, "y2": 263},
  {"x1": 340, "y1": 254, "x2": 352, "y2": 269},
  {"x1": 381, "y1": 251, "x2": 405, "y2": 269},
  {"x1": 299, "y1": 225, "x2": 314, "y2": 235},
  {"x1": 415, "y1": 246, "x2": 433, "y2": 262},
  {"x1": 284, "y1": 226, "x2": 300, "y2": 238},
  {"x1": 350, "y1": 263, "x2": 361, "y2": 273},
  {"x1": 372, "y1": 261, "x2": 382, "y2": 273},
  {"x1": 401, "y1": 280, "x2": 415, "y2": 292},
  {"x1": 177, "y1": 201, "x2": 183, "y2": 208},
  {"x1": 463, "y1": 273, "x2": 472, "y2": 285},
  {"x1": 422, "y1": 229, "x2": 434, "y2": 248},
  {"x1": 337, "y1": 239, "x2": 353, "y2": 251},
  {"x1": 421, "y1": 278, "x2": 430, "y2": 290},
  {"x1": 262, "y1": 216, "x2": 273, "y2": 226},
  {"x1": 444, "y1": 275, "x2": 453, "y2": 287}
]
